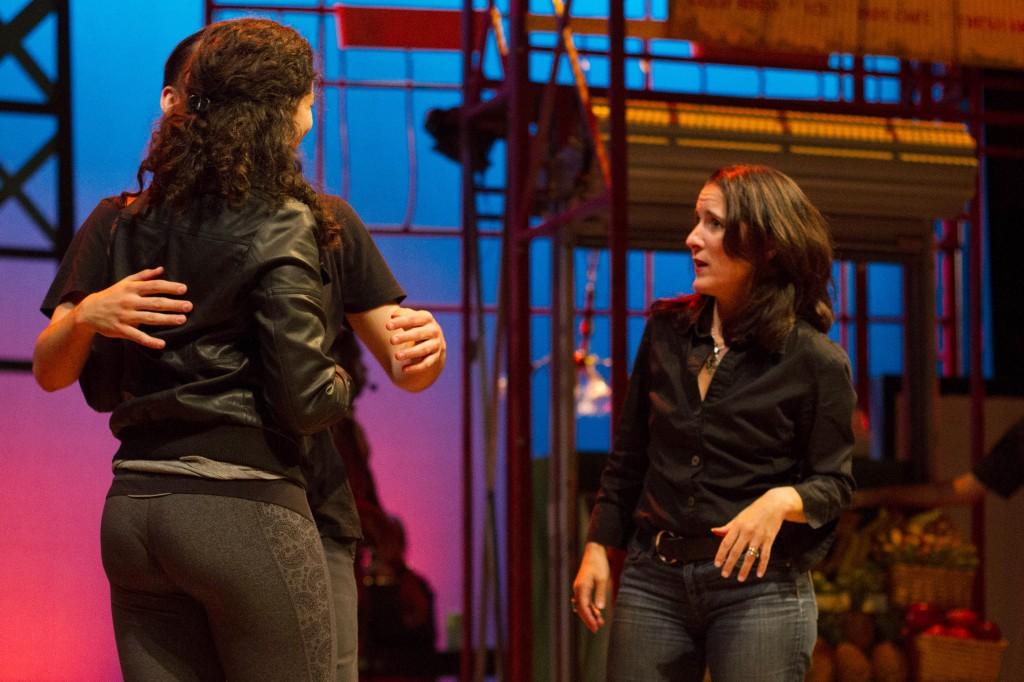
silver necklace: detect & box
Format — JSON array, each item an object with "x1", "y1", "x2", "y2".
[{"x1": 705, "y1": 343, "x2": 722, "y2": 372}]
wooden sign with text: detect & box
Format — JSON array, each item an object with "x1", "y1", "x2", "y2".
[{"x1": 668, "y1": 0, "x2": 1024, "y2": 69}]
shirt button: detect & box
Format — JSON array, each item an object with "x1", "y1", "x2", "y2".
[
  {"x1": 687, "y1": 496, "x2": 695, "y2": 507},
  {"x1": 691, "y1": 455, "x2": 700, "y2": 466}
]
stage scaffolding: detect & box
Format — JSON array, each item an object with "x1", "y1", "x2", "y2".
[
  {"x1": 462, "y1": 4, "x2": 1022, "y2": 680},
  {"x1": 202, "y1": 3, "x2": 1024, "y2": 681}
]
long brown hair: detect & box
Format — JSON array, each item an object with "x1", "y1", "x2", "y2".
[
  {"x1": 135, "y1": 18, "x2": 339, "y2": 248},
  {"x1": 667, "y1": 164, "x2": 835, "y2": 350}
]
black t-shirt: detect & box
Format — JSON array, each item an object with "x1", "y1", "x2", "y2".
[
  {"x1": 973, "y1": 418, "x2": 1024, "y2": 499},
  {"x1": 42, "y1": 194, "x2": 405, "y2": 539}
]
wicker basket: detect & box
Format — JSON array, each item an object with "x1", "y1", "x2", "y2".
[
  {"x1": 889, "y1": 563, "x2": 974, "y2": 609},
  {"x1": 914, "y1": 634, "x2": 1008, "y2": 682}
]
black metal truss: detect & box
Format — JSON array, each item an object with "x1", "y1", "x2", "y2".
[{"x1": 1, "y1": 0, "x2": 73, "y2": 371}]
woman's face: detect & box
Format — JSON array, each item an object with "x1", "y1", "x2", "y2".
[
  {"x1": 293, "y1": 88, "x2": 314, "y2": 143},
  {"x1": 685, "y1": 182, "x2": 754, "y2": 311}
]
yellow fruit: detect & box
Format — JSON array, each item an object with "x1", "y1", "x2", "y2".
[
  {"x1": 806, "y1": 637, "x2": 835, "y2": 682},
  {"x1": 834, "y1": 642, "x2": 872, "y2": 682},
  {"x1": 871, "y1": 641, "x2": 909, "y2": 682}
]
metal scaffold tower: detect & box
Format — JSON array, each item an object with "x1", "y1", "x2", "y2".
[
  {"x1": 457, "y1": 3, "x2": 1024, "y2": 680},
  {"x1": 209, "y1": 2, "x2": 1024, "y2": 680},
  {"x1": 0, "y1": 0, "x2": 73, "y2": 372}
]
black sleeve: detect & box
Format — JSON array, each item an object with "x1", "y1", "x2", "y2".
[
  {"x1": 974, "y1": 418, "x2": 1024, "y2": 498},
  {"x1": 250, "y1": 202, "x2": 353, "y2": 435},
  {"x1": 329, "y1": 196, "x2": 406, "y2": 314},
  {"x1": 586, "y1": 320, "x2": 653, "y2": 549},
  {"x1": 40, "y1": 197, "x2": 121, "y2": 317},
  {"x1": 792, "y1": 341, "x2": 857, "y2": 528},
  {"x1": 38, "y1": 197, "x2": 123, "y2": 412}
]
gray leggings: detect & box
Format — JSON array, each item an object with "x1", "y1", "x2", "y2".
[{"x1": 101, "y1": 494, "x2": 335, "y2": 681}]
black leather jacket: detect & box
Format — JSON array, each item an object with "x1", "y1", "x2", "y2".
[{"x1": 83, "y1": 192, "x2": 352, "y2": 485}]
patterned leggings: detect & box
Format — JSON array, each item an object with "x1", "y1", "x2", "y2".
[{"x1": 101, "y1": 493, "x2": 335, "y2": 681}]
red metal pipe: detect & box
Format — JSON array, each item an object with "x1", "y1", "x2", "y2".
[
  {"x1": 938, "y1": 220, "x2": 960, "y2": 377},
  {"x1": 608, "y1": 0, "x2": 629, "y2": 425},
  {"x1": 506, "y1": 0, "x2": 532, "y2": 678},
  {"x1": 854, "y1": 262, "x2": 869, "y2": 418},
  {"x1": 518, "y1": 0, "x2": 576, "y2": 226},
  {"x1": 524, "y1": 193, "x2": 609, "y2": 240},
  {"x1": 459, "y1": 2, "x2": 476, "y2": 678},
  {"x1": 315, "y1": 1, "x2": 326, "y2": 189},
  {"x1": 967, "y1": 67, "x2": 986, "y2": 614}
]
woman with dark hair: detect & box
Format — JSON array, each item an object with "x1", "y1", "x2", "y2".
[
  {"x1": 572, "y1": 164, "x2": 855, "y2": 681},
  {"x1": 34, "y1": 18, "x2": 350, "y2": 680}
]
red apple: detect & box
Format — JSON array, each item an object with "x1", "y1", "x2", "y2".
[
  {"x1": 973, "y1": 620, "x2": 1003, "y2": 641},
  {"x1": 923, "y1": 623, "x2": 948, "y2": 637},
  {"x1": 946, "y1": 625, "x2": 973, "y2": 639},
  {"x1": 945, "y1": 608, "x2": 980, "y2": 629},
  {"x1": 905, "y1": 603, "x2": 942, "y2": 633}
]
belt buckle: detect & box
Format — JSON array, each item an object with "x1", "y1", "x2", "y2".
[{"x1": 654, "y1": 530, "x2": 680, "y2": 565}]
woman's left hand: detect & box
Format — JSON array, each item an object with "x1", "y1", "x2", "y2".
[
  {"x1": 711, "y1": 486, "x2": 803, "y2": 581},
  {"x1": 386, "y1": 307, "x2": 446, "y2": 374}
]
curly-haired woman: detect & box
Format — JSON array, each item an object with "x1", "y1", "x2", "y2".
[
  {"x1": 572, "y1": 165, "x2": 856, "y2": 681},
  {"x1": 34, "y1": 18, "x2": 350, "y2": 680}
]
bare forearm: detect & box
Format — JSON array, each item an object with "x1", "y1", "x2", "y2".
[
  {"x1": 767, "y1": 486, "x2": 807, "y2": 523},
  {"x1": 33, "y1": 304, "x2": 94, "y2": 391},
  {"x1": 348, "y1": 305, "x2": 446, "y2": 393}
]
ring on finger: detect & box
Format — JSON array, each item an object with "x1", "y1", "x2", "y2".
[{"x1": 745, "y1": 545, "x2": 761, "y2": 559}]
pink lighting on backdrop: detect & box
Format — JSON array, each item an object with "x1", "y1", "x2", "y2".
[
  {"x1": 0, "y1": 330, "x2": 463, "y2": 679},
  {"x1": 0, "y1": 373, "x2": 121, "y2": 681}
]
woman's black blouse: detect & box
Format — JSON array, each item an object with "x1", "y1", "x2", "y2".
[{"x1": 586, "y1": 301, "x2": 856, "y2": 571}]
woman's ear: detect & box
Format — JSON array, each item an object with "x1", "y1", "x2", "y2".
[{"x1": 159, "y1": 86, "x2": 179, "y2": 114}]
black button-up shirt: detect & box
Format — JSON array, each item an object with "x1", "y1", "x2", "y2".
[{"x1": 587, "y1": 299, "x2": 856, "y2": 570}]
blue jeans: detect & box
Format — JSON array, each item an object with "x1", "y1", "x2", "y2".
[{"x1": 607, "y1": 538, "x2": 817, "y2": 682}]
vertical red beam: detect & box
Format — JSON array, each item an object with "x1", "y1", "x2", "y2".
[
  {"x1": 459, "y1": 1, "x2": 476, "y2": 678},
  {"x1": 967, "y1": 68, "x2": 986, "y2": 613},
  {"x1": 855, "y1": 262, "x2": 869, "y2": 418},
  {"x1": 609, "y1": 0, "x2": 629, "y2": 424},
  {"x1": 938, "y1": 220, "x2": 960, "y2": 377},
  {"x1": 839, "y1": 262, "x2": 849, "y2": 351},
  {"x1": 506, "y1": 1, "x2": 532, "y2": 679},
  {"x1": 945, "y1": 223, "x2": 960, "y2": 376},
  {"x1": 315, "y1": 0, "x2": 326, "y2": 189}
]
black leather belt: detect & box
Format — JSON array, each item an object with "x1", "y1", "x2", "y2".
[{"x1": 638, "y1": 529, "x2": 720, "y2": 565}]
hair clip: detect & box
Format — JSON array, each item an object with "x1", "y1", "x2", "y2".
[{"x1": 187, "y1": 93, "x2": 211, "y2": 114}]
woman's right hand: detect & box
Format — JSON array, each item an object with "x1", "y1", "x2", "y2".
[
  {"x1": 77, "y1": 266, "x2": 191, "y2": 349},
  {"x1": 572, "y1": 541, "x2": 610, "y2": 633}
]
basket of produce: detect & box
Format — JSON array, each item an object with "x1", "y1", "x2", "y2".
[
  {"x1": 808, "y1": 610, "x2": 908, "y2": 682},
  {"x1": 888, "y1": 564, "x2": 973, "y2": 611},
  {"x1": 906, "y1": 605, "x2": 1007, "y2": 682},
  {"x1": 875, "y1": 510, "x2": 978, "y2": 610}
]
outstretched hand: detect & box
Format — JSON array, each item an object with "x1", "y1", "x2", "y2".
[
  {"x1": 385, "y1": 307, "x2": 446, "y2": 374},
  {"x1": 77, "y1": 266, "x2": 191, "y2": 349}
]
